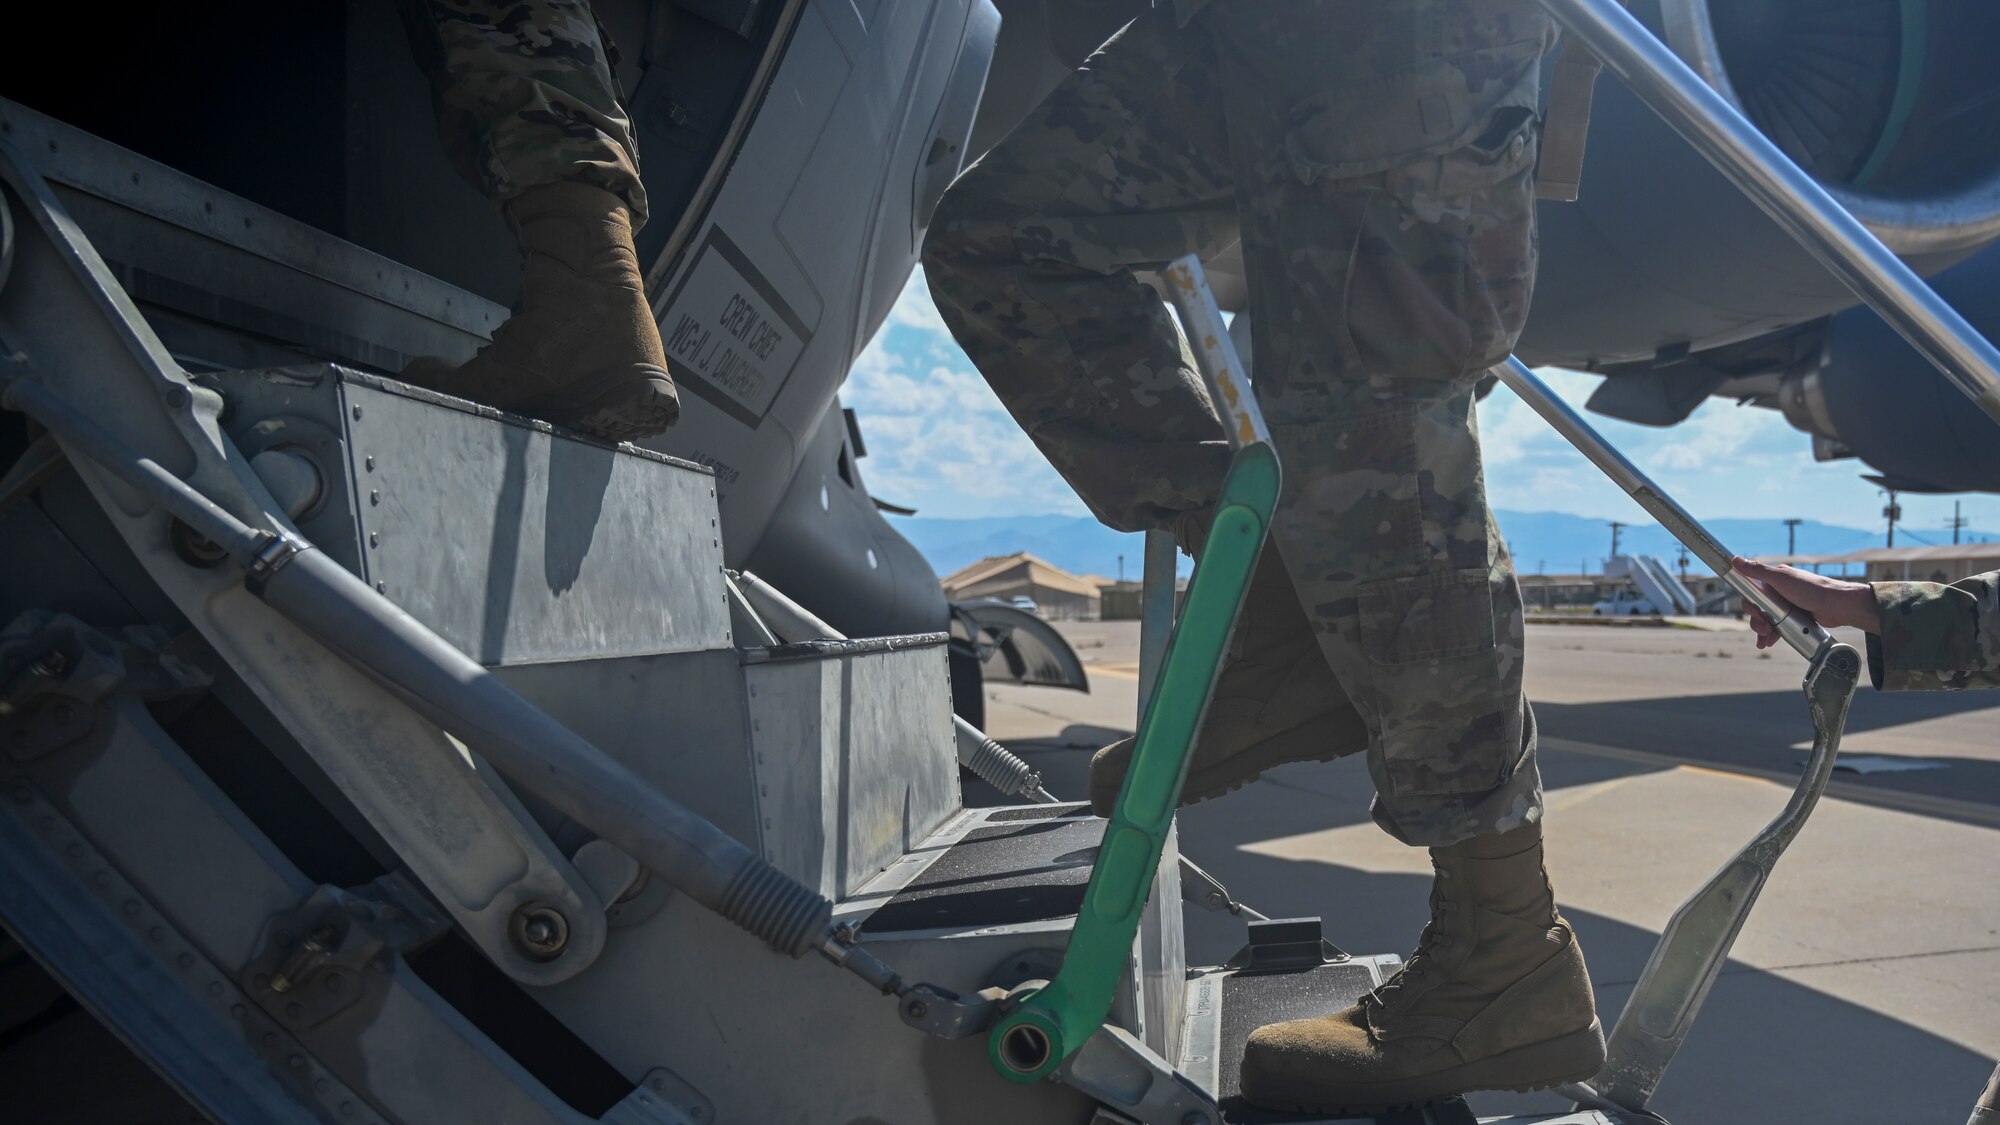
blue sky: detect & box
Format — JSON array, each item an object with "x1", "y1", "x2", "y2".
[{"x1": 844, "y1": 269, "x2": 1983, "y2": 544}]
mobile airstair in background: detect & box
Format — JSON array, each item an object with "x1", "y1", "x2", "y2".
[{"x1": 1604, "y1": 556, "x2": 1699, "y2": 616}]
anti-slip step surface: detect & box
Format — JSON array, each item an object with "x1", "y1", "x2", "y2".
[
  {"x1": 1215, "y1": 961, "x2": 1477, "y2": 1125},
  {"x1": 985, "y1": 803, "x2": 1091, "y2": 822},
  {"x1": 861, "y1": 816, "x2": 1103, "y2": 933}
]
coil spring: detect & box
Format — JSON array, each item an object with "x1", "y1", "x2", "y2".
[{"x1": 962, "y1": 734, "x2": 1042, "y2": 798}]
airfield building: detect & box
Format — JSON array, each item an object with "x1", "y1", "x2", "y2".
[{"x1": 939, "y1": 552, "x2": 1103, "y2": 620}]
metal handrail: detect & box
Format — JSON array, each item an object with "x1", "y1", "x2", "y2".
[
  {"x1": 1493, "y1": 360, "x2": 1826, "y2": 659},
  {"x1": 1500, "y1": 358, "x2": 1861, "y2": 1115}
]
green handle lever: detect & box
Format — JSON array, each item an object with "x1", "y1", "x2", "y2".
[{"x1": 987, "y1": 440, "x2": 1279, "y2": 1082}]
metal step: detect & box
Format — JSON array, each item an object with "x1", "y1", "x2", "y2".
[
  {"x1": 216, "y1": 364, "x2": 733, "y2": 665},
  {"x1": 843, "y1": 802, "x2": 1189, "y2": 1066},
  {"x1": 1175, "y1": 955, "x2": 1654, "y2": 1125},
  {"x1": 1180, "y1": 957, "x2": 1409, "y2": 1124}
]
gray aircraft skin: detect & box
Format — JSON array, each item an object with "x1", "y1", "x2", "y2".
[{"x1": 0, "y1": 2, "x2": 1992, "y2": 1122}]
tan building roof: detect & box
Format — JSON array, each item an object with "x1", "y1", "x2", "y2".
[
  {"x1": 1752, "y1": 544, "x2": 2000, "y2": 566},
  {"x1": 1841, "y1": 544, "x2": 2000, "y2": 564},
  {"x1": 940, "y1": 552, "x2": 1104, "y2": 600}
]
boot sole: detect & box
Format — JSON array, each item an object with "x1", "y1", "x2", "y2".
[
  {"x1": 1089, "y1": 715, "x2": 1359, "y2": 817},
  {"x1": 521, "y1": 365, "x2": 680, "y2": 442},
  {"x1": 1243, "y1": 1021, "x2": 1606, "y2": 1116}
]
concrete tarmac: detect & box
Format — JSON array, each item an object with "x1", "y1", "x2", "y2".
[{"x1": 981, "y1": 619, "x2": 2000, "y2": 1124}]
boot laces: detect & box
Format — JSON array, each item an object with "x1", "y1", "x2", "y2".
[{"x1": 1361, "y1": 872, "x2": 1456, "y2": 1015}]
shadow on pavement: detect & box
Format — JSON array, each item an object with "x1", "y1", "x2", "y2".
[{"x1": 1535, "y1": 688, "x2": 2000, "y2": 830}]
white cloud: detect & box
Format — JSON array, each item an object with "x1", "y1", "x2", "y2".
[
  {"x1": 844, "y1": 276, "x2": 1933, "y2": 536},
  {"x1": 1477, "y1": 365, "x2": 1899, "y2": 529},
  {"x1": 883, "y1": 271, "x2": 950, "y2": 337},
  {"x1": 1649, "y1": 398, "x2": 1768, "y2": 472},
  {"x1": 843, "y1": 268, "x2": 1089, "y2": 518}
]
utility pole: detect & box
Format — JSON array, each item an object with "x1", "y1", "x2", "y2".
[
  {"x1": 1117, "y1": 554, "x2": 1125, "y2": 582},
  {"x1": 1881, "y1": 488, "x2": 1901, "y2": 547},
  {"x1": 1948, "y1": 501, "x2": 1967, "y2": 545},
  {"x1": 1783, "y1": 517, "x2": 1803, "y2": 557},
  {"x1": 1609, "y1": 520, "x2": 1627, "y2": 562},
  {"x1": 1676, "y1": 544, "x2": 1690, "y2": 577}
]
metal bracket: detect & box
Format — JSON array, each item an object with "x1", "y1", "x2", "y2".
[
  {"x1": 0, "y1": 780, "x2": 367, "y2": 1124},
  {"x1": 1575, "y1": 640, "x2": 1860, "y2": 1112},
  {"x1": 899, "y1": 981, "x2": 1015, "y2": 1039},
  {"x1": 602, "y1": 1066, "x2": 717, "y2": 1125},
  {"x1": 1222, "y1": 916, "x2": 1348, "y2": 975},
  {"x1": 1055, "y1": 1024, "x2": 1221, "y2": 1125},
  {"x1": 238, "y1": 876, "x2": 450, "y2": 1033},
  {"x1": 0, "y1": 611, "x2": 209, "y2": 761}
]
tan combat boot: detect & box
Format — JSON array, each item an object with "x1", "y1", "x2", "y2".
[
  {"x1": 404, "y1": 181, "x2": 679, "y2": 441},
  {"x1": 1087, "y1": 511, "x2": 1367, "y2": 817},
  {"x1": 1240, "y1": 822, "x2": 1604, "y2": 1113}
]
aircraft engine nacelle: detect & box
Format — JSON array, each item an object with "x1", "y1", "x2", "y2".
[
  {"x1": 1775, "y1": 241, "x2": 2000, "y2": 494},
  {"x1": 1520, "y1": 0, "x2": 2000, "y2": 369}
]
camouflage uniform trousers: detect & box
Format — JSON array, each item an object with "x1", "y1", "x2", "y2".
[
  {"x1": 1871, "y1": 571, "x2": 2000, "y2": 691},
  {"x1": 400, "y1": 0, "x2": 648, "y2": 225},
  {"x1": 922, "y1": 0, "x2": 1558, "y2": 846}
]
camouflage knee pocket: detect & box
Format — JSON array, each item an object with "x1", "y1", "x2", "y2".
[
  {"x1": 1282, "y1": 39, "x2": 1546, "y2": 384},
  {"x1": 1354, "y1": 560, "x2": 1521, "y2": 798}
]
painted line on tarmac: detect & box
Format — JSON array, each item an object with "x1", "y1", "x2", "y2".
[
  {"x1": 1086, "y1": 663, "x2": 1141, "y2": 681},
  {"x1": 1541, "y1": 735, "x2": 2000, "y2": 827}
]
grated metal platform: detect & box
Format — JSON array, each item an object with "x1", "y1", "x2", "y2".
[{"x1": 861, "y1": 811, "x2": 1103, "y2": 933}]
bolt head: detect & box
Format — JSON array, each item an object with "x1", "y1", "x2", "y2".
[{"x1": 510, "y1": 904, "x2": 569, "y2": 960}]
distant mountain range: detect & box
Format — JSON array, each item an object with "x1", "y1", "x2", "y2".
[{"x1": 887, "y1": 510, "x2": 1995, "y2": 583}]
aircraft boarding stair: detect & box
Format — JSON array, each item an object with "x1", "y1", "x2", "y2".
[
  {"x1": 14, "y1": 0, "x2": 1999, "y2": 1114},
  {"x1": 0, "y1": 122, "x2": 1655, "y2": 1119},
  {"x1": 1604, "y1": 556, "x2": 1698, "y2": 615}
]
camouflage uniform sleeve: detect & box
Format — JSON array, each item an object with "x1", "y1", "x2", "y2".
[{"x1": 1867, "y1": 571, "x2": 2000, "y2": 691}]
